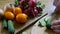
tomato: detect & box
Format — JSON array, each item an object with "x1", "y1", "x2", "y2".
[
  {"x1": 13, "y1": 7, "x2": 22, "y2": 16},
  {"x1": 16, "y1": 13, "x2": 28, "y2": 23},
  {"x1": 4, "y1": 11, "x2": 14, "y2": 20}
]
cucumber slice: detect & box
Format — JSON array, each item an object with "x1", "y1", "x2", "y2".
[{"x1": 38, "y1": 19, "x2": 46, "y2": 27}]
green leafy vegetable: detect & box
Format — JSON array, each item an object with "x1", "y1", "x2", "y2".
[
  {"x1": 37, "y1": 1, "x2": 41, "y2": 5},
  {"x1": 37, "y1": 1, "x2": 45, "y2": 9},
  {"x1": 15, "y1": 0, "x2": 20, "y2": 7},
  {"x1": 41, "y1": 4, "x2": 45, "y2": 9}
]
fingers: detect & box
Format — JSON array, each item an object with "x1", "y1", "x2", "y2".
[
  {"x1": 53, "y1": 0, "x2": 58, "y2": 6},
  {"x1": 51, "y1": 20, "x2": 60, "y2": 33},
  {"x1": 54, "y1": 30, "x2": 60, "y2": 34},
  {"x1": 51, "y1": 25, "x2": 60, "y2": 33},
  {"x1": 51, "y1": 20, "x2": 60, "y2": 26},
  {"x1": 53, "y1": 0, "x2": 60, "y2": 6},
  {"x1": 51, "y1": 25, "x2": 60, "y2": 30}
]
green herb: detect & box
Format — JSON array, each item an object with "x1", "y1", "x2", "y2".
[
  {"x1": 41, "y1": 4, "x2": 45, "y2": 9},
  {"x1": 37, "y1": 1, "x2": 45, "y2": 9},
  {"x1": 15, "y1": 0, "x2": 19, "y2": 7},
  {"x1": 37, "y1": 1, "x2": 41, "y2": 5},
  {"x1": 37, "y1": 1, "x2": 41, "y2": 7}
]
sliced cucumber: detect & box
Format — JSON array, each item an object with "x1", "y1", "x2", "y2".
[
  {"x1": 38, "y1": 16, "x2": 52, "y2": 30},
  {"x1": 38, "y1": 18, "x2": 46, "y2": 27}
]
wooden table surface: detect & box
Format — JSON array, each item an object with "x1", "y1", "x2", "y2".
[{"x1": 0, "y1": 0, "x2": 56, "y2": 34}]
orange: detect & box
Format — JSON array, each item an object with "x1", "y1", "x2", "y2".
[
  {"x1": 13, "y1": 7, "x2": 22, "y2": 15},
  {"x1": 16, "y1": 13, "x2": 28, "y2": 23},
  {"x1": 4, "y1": 11, "x2": 14, "y2": 20}
]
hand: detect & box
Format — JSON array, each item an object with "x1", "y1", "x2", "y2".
[
  {"x1": 51, "y1": 20, "x2": 60, "y2": 34},
  {"x1": 53, "y1": 0, "x2": 60, "y2": 14},
  {"x1": 53, "y1": 0, "x2": 60, "y2": 7}
]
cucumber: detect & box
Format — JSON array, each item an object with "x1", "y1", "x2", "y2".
[
  {"x1": 46, "y1": 19, "x2": 51, "y2": 29},
  {"x1": 38, "y1": 18, "x2": 46, "y2": 27},
  {"x1": 3, "y1": 19, "x2": 8, "y2": 29},
  {"x1": 8, "y1": 20, "x2": 15, "y2": 34},
  {"x1": 44, "y1": 18, "x2": 52, "y2": 29},
  {"x1": 38, "y1": 16, "x2": 52, "y2": 29}
]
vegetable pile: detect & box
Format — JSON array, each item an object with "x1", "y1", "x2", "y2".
[
  {"x1": 15, "y1": 0, "x2": 45, "y2": 16},
  {"x1": 0, "y1": 0, "x2": 45, "y2": 34}
]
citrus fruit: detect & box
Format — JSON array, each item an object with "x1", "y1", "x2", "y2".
[
  {"x1": 16, "y1": 13, "x2": 28, "y2": 23},
  {"x1": 4, "y1": 11, "x2": 14, "y2": 20},
  {"x1": 13, "y1": 7, "x2": 22, "y2": 15}
]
